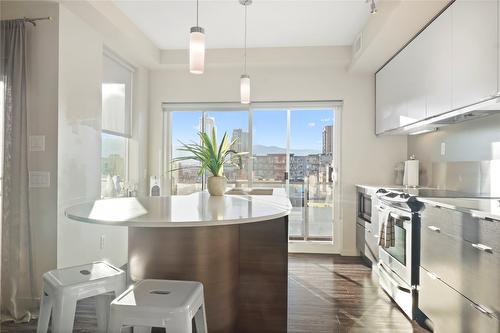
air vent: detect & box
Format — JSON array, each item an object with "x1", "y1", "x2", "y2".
[{"x1": 352, "y1": 32, "x2": 363, "y2": 58}]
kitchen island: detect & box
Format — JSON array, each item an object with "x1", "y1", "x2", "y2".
[{"x1": 65, "y1": 191, "x2": 291, "y2": 333}]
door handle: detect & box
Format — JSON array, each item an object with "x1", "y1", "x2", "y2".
[
  {"x1": 388, "y1": 212, "x2": 410, "y2": 221},
  {"x1": 377, "y1": 263, "x2": 411, "y2": 294},
  {"x1": 471, "y1": 243, "x2": 493, "y2": 253},
  {"x1": 427, "y1": 226, "x2": 441, "y2": 232}
]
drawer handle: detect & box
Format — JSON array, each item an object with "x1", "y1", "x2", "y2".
[
  {"x1": 426, "y1": 271, "x2": 440, "y2": 280},
  {"x1": 471, "y1": 243, "x2": 493, "y2": 253},
  {"x1": 427, "y1": 226, "x2": 441, "y2": 232},
  {"x1": 471, "y1": 303, "x2": 495, "y2": 317}
]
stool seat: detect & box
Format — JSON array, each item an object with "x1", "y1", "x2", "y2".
[
  {"x1": 36, "y1": 261, "x2": 126, "y2": 333},
  {"x1": 109, "y1": 279, "x2": 207, "y2": 333},
  {"x1": 47, "y1": 261, "x2": 123, "y2": 287}
]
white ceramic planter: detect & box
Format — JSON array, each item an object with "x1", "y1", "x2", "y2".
[{"x1": 207, "y1": 176, "x2": 227, "y2": 196}]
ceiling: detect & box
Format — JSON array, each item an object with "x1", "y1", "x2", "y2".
[{"x1": 112, "y1": 0, "x2": 372, "y2": 50}]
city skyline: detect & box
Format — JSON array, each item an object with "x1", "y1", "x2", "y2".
[{"x1": 171, "y1": 109, "x2": 335, "y2": 155}]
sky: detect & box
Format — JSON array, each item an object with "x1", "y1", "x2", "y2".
[{"x1": 171, "y1": 108, "x2": 335, "y2": 153}]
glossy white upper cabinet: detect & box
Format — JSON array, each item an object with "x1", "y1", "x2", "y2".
[
  {"x1": 451, "y1": 0, "x2": 498, "y2": 109},
  {"x1": 376, "y1": 57, "x2": 397, "y2": 133},
  {"x1": 424, "y1": 9, "x2": 452, "y2": 118},
  {"x1": 375, "y1": 0, "x2": 499, "y2": 135},
  {"x1": 403, "y1": 33, "x2": 427, "y2": 126}
]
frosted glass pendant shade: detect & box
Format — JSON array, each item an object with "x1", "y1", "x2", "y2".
[
  {"x1": 240, "y1": 74, "x2": 251, "y2": 104},
  {"x1": 189, "y1": 26, "x2": 205, "y2": 74}
]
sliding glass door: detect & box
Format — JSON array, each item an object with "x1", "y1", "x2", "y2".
[
  {"x1": 252, "y1": 109, "x2": 288, "y2": 189},
  {"x1": 289, "y1": 109, "x2": 334, "y2": 241},
  {"x1": 164, "y1": 104, "x2": 338, "y2": 243}
]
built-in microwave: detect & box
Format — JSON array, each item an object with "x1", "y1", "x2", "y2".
[{"x1": 357, "y1": 192, "x2": 372, "y2": 223}]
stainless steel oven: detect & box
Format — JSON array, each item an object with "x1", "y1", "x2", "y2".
[
  {"x1": 376, "y1": 191, "x2": 422, "y2": 320},
  {"x1": 378, "y1": 204, "x2": 413, "y2": 284}
]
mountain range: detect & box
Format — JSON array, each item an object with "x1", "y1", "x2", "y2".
[{"x1": 252, "y1": 144, "x2": 320, "y2": 156}]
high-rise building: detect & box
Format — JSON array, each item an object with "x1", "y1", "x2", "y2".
[
  {"x1": 322, "y1": 125, "x2": 333, "y2": 154},
  {"x1": 231, "y1": 128, "x2": 249, "y2": 153},
  {"x1": 199, "y1": 116, "x2": 216, "y2": 137}
]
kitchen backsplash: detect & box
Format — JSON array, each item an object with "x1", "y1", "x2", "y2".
[{"x1": 418, "y1": 160, "x2": 500, "y2": 196}]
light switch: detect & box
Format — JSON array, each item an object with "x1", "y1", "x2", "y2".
[
  {"x1": 29, "y1": 171, "x2": 50, "y2": 188},
  {"x1": 29, "y1": 135, "x2": 45, "y2": 152}
]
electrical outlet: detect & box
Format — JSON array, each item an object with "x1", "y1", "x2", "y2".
[
  {"x1": 29, "y1": 171, "x2": 50, "y2": 188},
  {"x1": 100, "y1": 235, "x2": 105, "y2": 250},
  {"x1": 29, "y1": 135, "x2": 45, "y2": 152},
  {"x1": 440, "y1": 142, "x2": 446, "y2": 156}
]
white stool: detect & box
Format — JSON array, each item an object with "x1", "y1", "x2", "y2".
[
  {"x1": 36, "y1": 261, "x2": 126, "y2": 333},
  {"x1": 108, "y1": 279, "x2": 207, "y2": 333}
]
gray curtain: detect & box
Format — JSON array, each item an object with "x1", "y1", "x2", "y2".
[{"x1": 1, "y1": 19, "x2": 35, "y2": 322}]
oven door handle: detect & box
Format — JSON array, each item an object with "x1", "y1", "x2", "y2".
[
  {"x1": 388, "y1": 211, "x2": 411, "y2": 221},
  {"x1": 377, "y1": 262, "x2": 411, "y2": 294}
]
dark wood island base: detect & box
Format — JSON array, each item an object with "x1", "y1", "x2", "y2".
[{"x1": 128, "y1": 217, "x2": 288, "y2": 333}]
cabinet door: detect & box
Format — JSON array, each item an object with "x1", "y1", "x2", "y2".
[
  {"x1": 376, "y1": 59, "x2": 401, "y2": 134},
  {"x1": 452, "y1": 0, "x2": 498, "y2": 109},
  {"x1": 375, "y1": 65, "x2": 392, "y2": 134},
  {"x1": 403, "y1": 34, "x2": 427, "y2": 125},
  {"x1": 420, "y1": 266, "x2": 499, "y2": 333},
  {"x1": 424, "y1": 8, "x2": 452, "y2": 117}
]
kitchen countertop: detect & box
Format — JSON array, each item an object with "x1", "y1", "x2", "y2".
[
  {"x1": 418, "y1": 197, "x2": 500, "y2": 221},
  {"x1": 65, "y1": 191, "x2": 292, "y2": 227}
]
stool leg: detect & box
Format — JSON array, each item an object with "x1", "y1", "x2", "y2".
[
  {"x1": 108, "y1": 308, "x2": 123, "y2": 333},
  {"x1": 96, "y1": 294, "x2": 113, "y2": 333},
  {"x1": 194, "y1": 303, "x2": 207, "y2": 333},
  {"x1": 166, "y1": 316, "x2": 191, "y2": 333},
  {"x1": 36, "y1": 289, "x2": 53, "y2": 333},
  {"x1": 52, "y1": 294, "x2": 77, "y2": 333}
]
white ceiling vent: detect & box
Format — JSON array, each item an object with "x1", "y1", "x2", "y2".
[{"x1": 352, "y1": 32, "x2": 363, "y2": 58}]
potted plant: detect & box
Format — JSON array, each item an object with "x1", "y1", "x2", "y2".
[{"x1": 173, "y1": 128, "x2": 248, "y2": 196}]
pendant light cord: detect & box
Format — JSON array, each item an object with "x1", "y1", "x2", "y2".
[
  {"x1": 196, "y1": 0, "x2": 199, "y2": 27},
  {"x1": 244, "y1": 4, "x2": 247, "y2": 74}
]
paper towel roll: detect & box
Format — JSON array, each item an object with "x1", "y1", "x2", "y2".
[{"x1": 403, "y1": 160, "x2": 419, "y2": 187}]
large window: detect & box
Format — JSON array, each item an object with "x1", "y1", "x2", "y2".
[
  {"x1": 164, "y1": 103, "x2": 339, "y2": 243},
  {"x1": 100, "y1": 52, "x2": 133, "y2": 198},
  {"x1": 168, "y1": 108, "x2": 249, "y2": 195}
]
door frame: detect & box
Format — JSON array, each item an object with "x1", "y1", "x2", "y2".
[{"x1": 161, "y1": 101, "x2": 343, "y2": 254}]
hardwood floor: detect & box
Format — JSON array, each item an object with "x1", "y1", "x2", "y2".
[
  {"x1": 288, "y1": 254, "x2": 428, "y2": 333},
  {"x1": 1, "y1": 254, "x2": 428, "y2": 333}
]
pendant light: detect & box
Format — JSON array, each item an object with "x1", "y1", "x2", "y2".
[
  {"x1": 369, "y1": 0, "x2": 377, "y2": 14},
  {"x1": 240, "y1": 0, "x2": 251, "y2": 104},
  {"x1": 189, "y1": 0, "x2": 205, "y2": 74}
]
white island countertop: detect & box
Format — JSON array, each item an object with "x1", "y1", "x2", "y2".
[{"x1": 65, "y1": 191, "x2": 292, "y2": 227}]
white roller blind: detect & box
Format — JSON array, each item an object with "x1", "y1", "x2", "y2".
[{"x1": 102, "y1": 52, "x2": 133, "y2": 137}]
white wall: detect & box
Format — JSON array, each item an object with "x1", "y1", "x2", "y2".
[
  {"x1": 1, "y1": 0, "x2": 151, "y2": 273},
  {"x1": 1, "y1": 0, "x2": 59, "y2": 295},
  {"x1": 149, "y1": 46, "x2": 407, "y2": 255},
  {"x1": 57, "y1": 3, "x2": 150, "y2": 268}
]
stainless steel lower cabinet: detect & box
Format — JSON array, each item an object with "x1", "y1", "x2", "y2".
[
  {"x1": 419, "y1": 266, "x2": 499, "y2": 333},
  {"x1": 356, "y1": 221, "x2": 365, "y2": 257}
]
